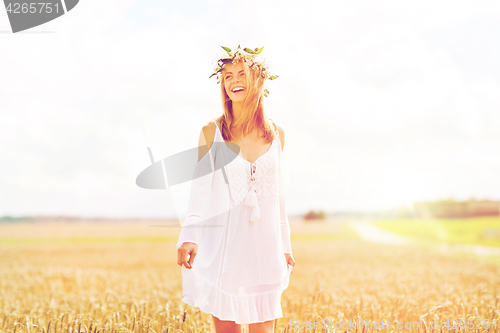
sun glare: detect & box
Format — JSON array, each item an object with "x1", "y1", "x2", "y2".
[{"x1": 376, "y1": 167, "x2": 425, "y2": 211}]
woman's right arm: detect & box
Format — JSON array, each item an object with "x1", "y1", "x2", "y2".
[{"x1": 176, "y1": 122, "x2": 216, "y2": 269}]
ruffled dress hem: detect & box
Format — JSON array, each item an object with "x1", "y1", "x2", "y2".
[{"x1": 180, "y1": 265, "x2": 293, "y2": 325}]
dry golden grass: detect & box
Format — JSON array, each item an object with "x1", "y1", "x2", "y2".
[{"x1": 1, "y1": 220, "x2": 499, "y2": 333}]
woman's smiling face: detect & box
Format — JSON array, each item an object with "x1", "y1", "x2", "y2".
[{"x1": 223, "y1": 61, "x2": 247, "y2": 103}]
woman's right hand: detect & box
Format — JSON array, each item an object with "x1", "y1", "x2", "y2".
[{"x1": 177, "y1": 242, "x2": 198, "y2": 269}]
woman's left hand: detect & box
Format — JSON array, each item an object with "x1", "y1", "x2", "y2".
[{"x1": 284, "y1": 253, "x2": 295, "y2": 273}]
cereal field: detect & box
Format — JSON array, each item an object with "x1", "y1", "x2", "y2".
[{"x1": 1, "y1": 220, "x2": 499, "y2": 333}]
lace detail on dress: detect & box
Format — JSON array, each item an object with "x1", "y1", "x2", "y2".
[
  {"x1": 224, "y1": 152, "x2": 279, "y2": 205},
  {"x1": 225, "y1": 157, "x2": 251, "y2": 205},
  {"x1": 248, "y1": 151, "x2": 279, "y2": 202},
  {"x1": 212, "y1": 120, "x2": 280, "y2": 208}
]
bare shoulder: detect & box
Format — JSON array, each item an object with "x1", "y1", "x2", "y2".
[
  {"x1": 200, "y1": 120, "x2": 216, "y2": 147},
  {"x1": 275, "y1": 123, "x2": 285, "y2": 151},
  {"x1": 197, "y1": 120, "x2": 216, "y2": 161}
]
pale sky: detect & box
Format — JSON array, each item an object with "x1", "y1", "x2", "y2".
[{"x1": 1, "y1": 0, "x2": 500, "y2": 219}]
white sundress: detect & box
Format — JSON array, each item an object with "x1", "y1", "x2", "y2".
[{"x1": 175, "y1": 119, "x2": 293, "y2": 325}]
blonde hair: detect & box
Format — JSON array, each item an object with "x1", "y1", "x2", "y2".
[{"x1": 218, "y1": 59, "x2": 277, "y2": 143}]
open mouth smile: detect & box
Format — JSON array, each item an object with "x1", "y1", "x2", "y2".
[{"x1": 231, "y1": 86, "x2": 245, "y2": 94}]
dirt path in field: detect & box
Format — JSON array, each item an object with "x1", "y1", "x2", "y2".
[
  {"x1": 349, "y1": 220, "x2": 500, "y2": 256},
  {"x1": 348, "y1": 221, "x2": 411, "y2": 245}
]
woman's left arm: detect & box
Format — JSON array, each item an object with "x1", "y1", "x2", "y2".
[{"x1": 277, "y1": 125, "x2": 295, "y2": 269}]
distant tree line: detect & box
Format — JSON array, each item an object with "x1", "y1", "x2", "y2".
[{"x1": 304, "y1": 210, "x2": 326, "y2": 220}]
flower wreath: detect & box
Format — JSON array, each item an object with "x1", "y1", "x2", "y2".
[{"x1": 209, "y1": 45, "x2": 278, "y2": 97}]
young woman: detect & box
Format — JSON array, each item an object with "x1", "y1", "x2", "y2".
[{"x1": 176, "y1": 46, "x2": 295, "y2": 333}]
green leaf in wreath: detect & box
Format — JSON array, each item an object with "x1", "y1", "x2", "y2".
[
  {"x1": 269, "y1": 75, "x2": 278, "y2": 80},
  {"x1": 256, "y1": 47, "x2": 264, "y2": 54},
  {"x1": 244, "y1": 48, "x2": 255, "y2": 54},
  {"x1": 221, "y1": 46, "x2": 232, "y2": 53},
  {"x1": 237, "y1": 45, "x2": 241, "y2": 49}
]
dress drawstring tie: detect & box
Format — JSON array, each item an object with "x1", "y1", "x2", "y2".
[
  {"x1": 244, "y1": 187, "x2": 261, "y2": 222},
  {"x1": 244, "y1": 162, "x2": 260, "y2": 222}
]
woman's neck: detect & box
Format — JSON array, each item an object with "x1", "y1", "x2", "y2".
[
  {"x1": 231, "y1": 101, "x2": 244, "y2": 122},
  {"x1": 230, "y1": 102, "x2": 254, "y2": 137}
]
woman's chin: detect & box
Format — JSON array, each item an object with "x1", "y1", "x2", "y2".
[{"x1": 230, "y1": 97, "x2": 245, "y2": 103}]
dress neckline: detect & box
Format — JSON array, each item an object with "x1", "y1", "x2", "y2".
[{"x1": 212, "y1": 120, "x2": 277, "y2": 165}]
